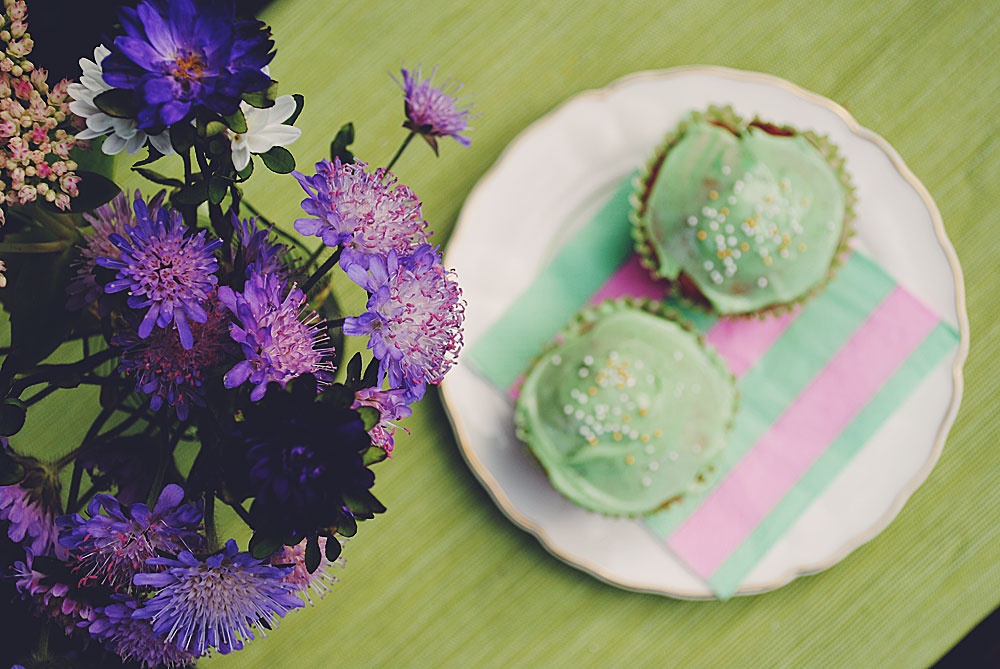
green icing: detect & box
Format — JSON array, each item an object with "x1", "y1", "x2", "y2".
[
  {"x1": 515, "y1": 304, "x2": 735, "y2": 516},
  {"x1": 643, "y1": 120, "x2": 845, "y2": 314}
]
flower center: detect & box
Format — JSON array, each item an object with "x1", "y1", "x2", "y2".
[{"x1": 172, "y1": 52, "x2": 207, "y2": 85}]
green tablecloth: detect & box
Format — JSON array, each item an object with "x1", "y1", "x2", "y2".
[{"x1": 100, "y1": 0, "x2": 997, "y2": 665}]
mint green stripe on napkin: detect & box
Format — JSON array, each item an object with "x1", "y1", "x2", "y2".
[
  {"x1": 466, "y1": 178, "x2": 637, "y2": 389},
  {"x1": 707, "y1": 320, "x2": 960, "y2": 598},
  {"x1": 644, "y1": 252, "x2": 895, "y2": 537}
]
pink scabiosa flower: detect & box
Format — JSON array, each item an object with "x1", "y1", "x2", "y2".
[
  {"x1": 114, "y1": 295, "x2": 232, "y2": 420},
  {"x1": 351, "y1": 384, "x2": 424, "y2": 454},
  {"x1": 271, "y1": 536, "x2": 345, "y2": 606},
  {"x1": 13, "y1": 548, "x2": 99, "y2": 637},
  {"x1": 293, "y1": 158, "x2": 428, "y2": 271},
  {"x1": 56, "y1": 484, "x2": 204, "y2": 593},
  {"x1": 396, "y1": 64, "x2": 473, "y2": 153},
  {"x1": 97, "y1": 192, "x2": 222, "y2": 350},
  {"x1": 344, "y1": 245, "x2": 465, "y2": 389},
  {"x1": 0, "y1": 482, "x2": 59, "y2": 556},
  {"x1": 132, "y1": 539, "x2": 304, "y2": 655},
  {"x1": 219, "y1": 270, "x2": 334, "y2": 401},
  {"x1": 66, "y1": 189, "x2": 165, "y2": 313},
  {"x1": 90, "y1": 595, "x2": 197, "y2": 668}
]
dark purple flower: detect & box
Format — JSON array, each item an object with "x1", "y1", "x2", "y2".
[
  {"x1": 97, "y1": 192, "x2": 222, "y2": 350},
  {"x1": 13, "y1": 548, "x2": 100, "y2": 637},
  {"x1": 101, "y1": 0, "x2": 274, "y2": 130},
  {"x1": 396, "y1": 64, "x2": 473, "y2": 153},
  {"x1": 89, "y1": 595, "x2": 197, "y2": 667},
  {"x1": 344, "y1": 245, "x2": 465, "y2": 389},
  {"x1": 351, "y1": 383, "x2": 424, "y2": 454},
  {"x1": 293, "y1": 158, "x2": 428, "y2": 270},
  {"x1": 232, "y1": 377, "x2": 380, "y2": 540},
  {"x1": 0, "y1": 483, "x2": 59, "y2": 557},
  {"x1": 57, "y1": 484, "x2": 204, "y2": 593},
  {"x1": 219, "y1": 269, "x2": 334, "y2": 401},
  {"x1": 132, "y1": 538, "x2": 303, "y2": 655},
  {"x1": 114, "y1": 294, "x2": 233, "y2": 420}
]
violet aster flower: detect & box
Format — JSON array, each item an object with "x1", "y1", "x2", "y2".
[
  {"x1": 351, "y1": 383, "x2": 424, "y2": 454},
  {"x1": 396, "y1": 64, "x2": 473, "y2": 153},
  {"x1": 271, "y1": 536, "x2": 345, "y2": 606},
  {"x1": 132, "y1": 538, "x2": 303, "y2": 655},
  {"x1": 344, "y1": 245, "x2": 465, "y2": 389},
  {"x1": 0, "y1": 482, "x2": 59, "y2": 556},
  {"x1": 67, "y1": 189, "x2": 165, "y2": 314},
  {"x1": 90, "y1": 595, "x2": 197, "y2": 668},
  {"x1": 101, "y1": 0, "x2": 274, "y2": 130},
  {"x1": 114, "y1": 295, "x2": 232, "y2": 420},
  {"x1": 293, "y1": 158, "x2": 429, "y2": 271},
  {"x1": 57, "y1": 484, "x2": 204, "y2": 593},
  {"x1": 98, "y1": 192, "x2": 222, "y2": 350},
  {"x1": 219, "y1": 270, "x2": 334, "y2": 401}
]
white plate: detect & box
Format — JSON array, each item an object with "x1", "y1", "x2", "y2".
[{"x1": 441, "y1": 67, "x2": 968, "y2": 598}]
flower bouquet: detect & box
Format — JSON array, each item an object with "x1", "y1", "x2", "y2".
[{"x1": 0, "y1": 0, "x2": 471, "y2": 665}]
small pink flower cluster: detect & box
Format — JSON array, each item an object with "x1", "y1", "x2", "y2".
[{"x1": 0, "y1": 0, "x2": 81, "y2": 222}]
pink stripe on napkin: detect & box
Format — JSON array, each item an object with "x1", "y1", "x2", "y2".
[
  {"x1": 666, "y1": 287, "x2": 939, "y2": 579},
  {"x1": 705, "y1": 309, "x2": 800, "y2": 378},
  {"x1": 589, "y1": 255, "x2": 665, "y2": 303}
]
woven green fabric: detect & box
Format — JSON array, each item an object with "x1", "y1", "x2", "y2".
[{"x1": 22, "y1": 0, "x2": 995, "y2": 666}]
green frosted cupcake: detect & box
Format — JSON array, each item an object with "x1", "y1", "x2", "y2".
[
  {"x1": 514, "y1": 299, "x2": 736, "y2": 516},
  {"x1": 631, "y1": 106, "x2": 855, "y2": 316}
]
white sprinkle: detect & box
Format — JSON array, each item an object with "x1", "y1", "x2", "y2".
[
  {"x1": 727, "y1": 235, "x2": 738, "y2": 246},
  {"x1": 703, "y1": 260, "x2": 714, "y2": 271},
  {"x1": 648, "y1": 461, "x2": 660, "y2": 471},
  {"x1": 619, "y1": 394, "x2": 629, "y2": 403},
  {"x1": 609, "y1": 351, "x2": 619, "y2": 360},
  {"x1": 728, "y1": 196, "x2": 738, "y2": 205},
  {"x1": 583, "y1": 355, "x2": 594, "y2": 365},
  {"x1": 563, "y1": 405, "x2": 574, "y2": 415},
  {"x1": 575, "y1": 410, "x2": 585, "y2": 420},
  {"x1": 709, "y1": 221, "x2": 719, "y2": 231},
  {"x1": 641, "y1": 477, "x2": 652, "y2": 487},
  {"x1": 578, "y1": 395, "x2": 588, "y2": 404},
  {"x1": 669, "y1": 451, "x2": 679, "y2": 461},
  {"x1": 711, "y1": 271, "x2": 723, "y2": 284},
  {"x1": 585, "y1": 415, "x2": 594, "y2": 424},
  {"x1": 732, "y1": 250, "x2": 742, "y2": 259},
  {"x1": 721, "y1": 165, "x2": 731, "y2": 175},
  {"x1": 757, "y1": 277, "x2": 769, "y2": 288},
  {"x1": 645, "y1": 444, "x2": 656, "y2": 454},
  {"x1": 687, "y1": 216, "x2": 698, "y2": 226},
  {"x1": 578, "y1": 368, "x2": 589, "y2": 378},
  {"x1": 725, "y1": 224, "x2": 735, "y2": 234},
  {"x1": 551, "y1": 355, "x2": 561, "y2": 365},
  {"x1": 613, "y1": 406, "x2": 622, "y2": 416}
]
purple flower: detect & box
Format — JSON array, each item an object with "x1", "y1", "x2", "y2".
[
  {"x1": 351, "y1": 383, "x2": 424, "y2": 454},
  {"x1": 101, "y1": 0, "x2": 274, "y2": 130},
  {"x1": 66, "y1": 189, "x2": 165, "y2": 314},
  {"x1": 90, "y1": 595, "x2": 197, "y2": 668},
  {"x1": 293, "y1": 158, "x2": 429, "y2": 270},
  {"x1": 13, "y1": 548, "x2": 99, "y2": 637},
  {"x1": 344, "y1": 245, "x2": 465, "y2": 389},
  {"x1": 271, "y1": 536, "x2": 345, "y2": 606},
  {"x1": 234, "y1": 212, "x2": 289, "y2": 277},
  {"x1": 219, "y1": 270, "x2": 334, "y2": 401},
  {"x1": 0, "y1": 483, "x2": 59, "y2": 557},
  {"x1": 98, "y1": 192, "x2": 222, "y2": 350},
  {"x1": 132, "y1": 538, "x2": 304, "y2": 655},
  {"x1": 114, "y1": 294, "x2": 233, "y2": 420},
  {"x1": 396, "y1": 64, "x2": 473, "y2": 153},
  {"x1": 57, "y1": 484, "x2": 204, "y2": 593}
]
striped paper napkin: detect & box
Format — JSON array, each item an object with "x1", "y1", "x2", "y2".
[{"x1": 465, "y1": 178, "x2": 959, "y2": 599}]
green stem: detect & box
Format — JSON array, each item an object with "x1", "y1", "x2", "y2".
[
  {"x1": 179, "y1": 148, "x2": 198, "y2": 230},
  {"x1": 22, "y1": 384, "x2": 58, "y2": 407},
  {"x1": 56, "y1": 406, "x2": 114, "y2": 469},
  {"x1": 385, "y1": 131, "x2": 415, "y2": 173},
  {"x1": 66, "y1": 461, "x2": 83, "y2": 514},
  {"x1": 0, "y1": 240, "x2": 71, "y2": 254},
  {"x1": 10, "y1": 348, "x2": 116, "y2": 397},
  {"x1": 68, "y1": 484, "x2": 98, "y2": 514},
  {"x1": 301, "y1": 247, "x2": 342, "y2": 294},
  {"x1": 35, "y1": 624, "x2": 50, "y2": 660},
  {"x1": 328, "y1": 316, "x2": 346, "y2": 329},
  {"x1": 195, "y1": 145, "x2": 231, "y2": 247},
  {"x1": 204, "y1": 492, "x2": 219, "y2": 552}
]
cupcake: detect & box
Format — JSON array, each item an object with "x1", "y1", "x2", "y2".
[
  {"x1": 514, "y1": 299, "x2": 736, "y2": 516},
  {"x1": 630, "y1": 106, "x2": 855, "y2": 316}
]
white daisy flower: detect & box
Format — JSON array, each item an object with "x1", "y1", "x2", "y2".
[
  {"x1": 228, "y1": 95, "x2": 302, "y2": 171},
  {"x1": 67, "y1": 45, "x2": 173, "y2": 156}
]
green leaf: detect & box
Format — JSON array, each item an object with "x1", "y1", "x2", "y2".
[
  {"x1": 363, "y1": 446, "x2": 388, "y2": 466},
  {"x1": 356, "y1": 406, "x2": 379, "y2": 432},
  {"x1": 93, "y1": 89, "x2": 137, "y2": 119},
  {"x1": 304, "y1": 535, "x2": 321, "y2": 573},
  {"x1": 223, "y1": 109, "x2": 248, "y2": 134},
  {"x1": 172, "y1": 181, "x2": 209, "y2": 206},
  {"x1": 67, "y1": 171, "x2": 121, "y2": 212},
  {"x1": 170, "y1": 123, "x2": 196, "y2": 154},
  {"x1": 242, "y1": 80, "x2": 279, "y2": 108},
  {"x1": 344, "y1": 490, "x2": 386, "y2": 519},
  {"x1": 0, "y1": 454, "x2": 25, "y2": 486},
  {"x1": 235, "y1": 159, "x2": 254, "y2": 182},
  {"x1": 249, "y1": 532, "x2": 284, "y2": 560},
  {"x1": 0, "y1": 399, "x2": 27, "y2": 437},
  {"x1": 285, "y1": 94, "x2": 305, "y2": 126},
  {"x1": 345, "y1": 352, "x2": 362, "y2": 387},
  {"x1": 208, "y1": 176, "x2": 229, "y2": 205},
  {"x1": 362, "y1": 356, "x2": 380, "y2": 389},
  {"x1": 132, "y1": 147, "x2": 164, "y2": 168},
  {"x1": 324, "y1": 536, "x2": 342, "y2": 562},
  {"x1": 208, "y1": 137, "x2": 228, "y2": 156},
  {"x1": 260, "y1": 146, "x2": 294, "y2": 174},
  {"x1": 204, "y1": 121, "x2": 228, "y2": 137},
  {"x1": 330, "y1": 122, "x2": 355, "y2": 164},
  {"x1": 337, "y1": 511, "x2": 357, "y2": 537},
  {"x1": 132, "y1": 168, "x2": 183, "y2": 188}
]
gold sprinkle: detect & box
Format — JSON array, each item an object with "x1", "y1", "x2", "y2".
[
  {"x1": 697, "y1": 230, "x2": 708, "y2": 241},
  {"x1": 588, "y1": 437, "x2": 598, "y2": 445},
  {"x1": 800, "y1": 199, "x2": 808, "y2": 206},
  {"x1": 764, "y1": 195, "x2": 773, "y2": 203},
  {"x1": 625, "y1": 455, "x2": 635, "y2": 465},
  {"x1": 623, "y1": 415, "x2": 632, "y2": 423},
  {"x1": 621, "y1": 360, "x2": 630, "y2": 368},
  {"x1": 782, "y1": 234, "x2": 791, "y2": 244},
  {"x1": 641, "y1": 434, "x2": 651, "y2": 443},
  {"x1": 720, "y1": 207, "x2": 730, "y2": 216},
  {"x1": 653, "y1": 429, "x2": 663, "y2": 438},
  {"x1": 763, "y1": 256, "x2": 774, "y2": 266},
  {"x1": 745, "y1": 218, "x2": 756, "y2": 227},
  {"x1": 781, "y1": 180, "x2": 789, "y2": 190},
  {"x1": 740, "y1": 242, "x2": 750, "y2": 252},
  {"x1": 613, "y1": 432, "x2": 623, "y2": 442},
  {"x1": 779, "y1": 245, "x2": 788, "y2": 255},
  {"x1": 708, "y1": 190, "x2": 719, "y2": 200},
  {"x1": 798, "y1": 243, "x2": 807, "y2": 252},
  {"x1": 616, "y1": 382, "x2": 625, "y2": 390},
  {"x1": 588, "y1": 386, "x2": 597, "y2": 396},
  {"x1": 605, "y1": 359, "x2": 613, "y2": 367},
  {"x1": 638, "y1": 408, "x2": 648, "y2": 416}
]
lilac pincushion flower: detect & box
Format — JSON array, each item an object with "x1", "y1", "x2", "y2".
[
  {"x1": 351, "y1": 383, "x2": 424, "y2": 453},
  {"x1": 396, "y1": 64, "x2": 473, "y2": 152},
  {"x1": 271, "y1": 536, "x2": 345, "y2": 606},
  {"x1": 101, "y1": 0, "x2": 274, "y2": 130},
  {"x1": 132, "y1": 538, "x2": 304, "y2": 655},
  {"x1": 90, "y1": 595, "x2": 197, "y2": 668},
  {"x1": 57, "y1": 484, "x2": 204, "y2": 592},
  {"x1": 0, "y1": 483, "x2": 59, "y2": 556},
  {"x1": 98, "y1": 192, "x2": 222, "y2": 350},
  {"x1": 293, "y1": 158, "x2": 428, "y2": 270},
  {"x1": 114, "y1": 295, "x2": 232, "y2": 420},
  {"x1": 219, "y1": 270, "x2": 334, "y2": 401},
  {"x1": 344, "y1": 245, "x2": 465, "y2": 389}
]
